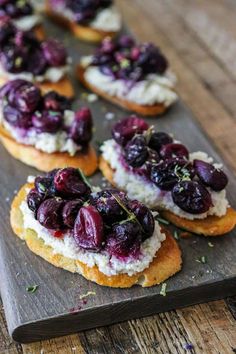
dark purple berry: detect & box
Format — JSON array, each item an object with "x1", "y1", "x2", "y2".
[
  {"x1": 62, "y1": 199, "x2": 83, "y2": 228},
  {"x1": 118, "y1": 35, "x2": 135, "y2": 48},
  {"x1": 43, "y1": 91, "x2": 71, "y2": 112},
  {"x1": 0, "y1": 79, "x2": 26, "y2": 100},
  {"x1": 194, "y1": 159, "x2": 228, "y2": 191},
  {"x1": 159, "y1": 143, "x2": 189, "y2": 160},
  {"x1": 27, "y1": 188, "x2": 44, "y2": 214},
  {"x1": 41, "y1": 39, "x2": 67, "y2": 66},
  {"x1": 34, "y1": 176, "x2": 55, "y2": 197},
  {"x1": 172, "y1": 181, "x2": 212, "y2": 214},
  {"x1": 73, "y1": 205, "x2": 104, "y2": 251},
  {"x1": 54, "y1": 168, "x2": 91, "y2": 197},
  {"x1": 26, "y1": 48, "x2": 47, "y2": 75},
  {"x1": 106, "y1": 221, "x2": 141, "y2": 257},
  {"x1": 8, "y1": 81, "x2": 41, "y2": 113},
  {"x1": 150, "y1": 158, "x2": 194, "y2": 190},
  {"x1": 37, "y1": 197, "x2": 65, "y2": 229},
  {"x1": 32, "y1": 110, "x2": 62, "y2": 133},
  {"x1": 137, "y1": 43, "x2": 168, "y2": 75},
  {"x1": 149, "y1": 132, "x2": 173, "y2": 152},
  {"x1": 1, "y1": 44, "x2": 27, "y2": 73},
  {"x1": 3, "y1": 105, "x2": 32, "y2": 128},
  {"x1": 124, "y1": 135, "x2": 148, "y2": 168},
  {"x1": 90, "y1": 189, "x2": 127, "y2": 224},
  {"x1": 0, "y1": 19, "x2": 15, "y2": 45},
  {"x1": 129, "y1": 200, "x2": 155, "y2": 240},
  {"x1": 112, "y1": 116, "x2": 149, "y2": 146},
  {"x1": 70, "y1": 107, "x2": 93, "y2": 145}
]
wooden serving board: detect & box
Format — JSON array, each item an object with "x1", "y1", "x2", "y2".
[{"x1": 0, "y1": 21, "x2": 236, "y2": 344}]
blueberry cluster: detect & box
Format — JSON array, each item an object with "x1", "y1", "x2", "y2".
[
  {"x1": 27, "y1": 167, "x2": 155, "y2": 258},
  {"x1": 0, "y1": 0, "x2": 33, "y2": 19},
  {"x1": 0, "y1": 79, "x2": 93, "y2": 146},
  {"x1": 112, "y1": 117, "x2": 228, "y2": 214},
  {"x1": 65, "y1": 0, "x2": 112, "y2": 24},
  {"x1": 91, "y1": 35, "x2": 168, "y2": 82},
  {"x1": 0, "y1": 19, "x2": 67, "y2": 74}
]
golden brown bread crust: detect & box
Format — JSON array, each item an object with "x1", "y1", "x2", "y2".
[
  {"x1": 99, "y1": 157, "x2": 236, "y2": 236},
  {"x1": 45, "y1": 2, "x2": 118, "y2": 42},
  {"x1": 0, "y1": 74, "x2": 74, "y2": 98},
  {"x1": 11, "y1": 184, "x2": 182, "y2": 288},
  {"x1": 0, "y1": 124, "x2": 98, "y2": 175},
  {"x1": 77, "y1": 65, "x2": 167, "y2": 116}
]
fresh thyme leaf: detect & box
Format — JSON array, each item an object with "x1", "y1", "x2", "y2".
[
  {"x1": 208, "y1": 242, "x2": 214, "y2": 248},
  {"x1": 160, "y1": 283, "x2": 167, "y2": 297},
  {"x1": 78, "y1": 168, "x2": 92, "y2": 189},
  {"x1": 196, "y1": 256, "x2": 207, "y2": 264},
  {"x1": 111, "y1": 193, "x2": 144, "y2": 232},
  {"x1": 155, "y1": 216, "x2": 169, "y2": 225},
  {"x1": 174, "y1": 231, "x2": 179, "y2": 240},
  {"x1": 26, "y1": 285, "x2": 38, "y2": 293},
  {"x1": 38, "y1": 183, "x2": 46, "y2": 192}
]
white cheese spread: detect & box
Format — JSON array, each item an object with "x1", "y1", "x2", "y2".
[
  {"x1": 101, "y1": 139, "x2": 229, "y2": 220},
  {"x1": 13, "y1": 14, "x2": 42, "y2": 31},
  {"x1": 81, "y1": 56, "x2": 178, "y2": 107},
  {"x1": 0, "y1": 110, "x2": 81, "y2": 155},
  {"x1": 20, "y1": 198, "x2": 166, "y2": 276}
]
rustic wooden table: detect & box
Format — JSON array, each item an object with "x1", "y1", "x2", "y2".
[{"x1": 1, "y1": 0, "x2": 236, "y2": 352}]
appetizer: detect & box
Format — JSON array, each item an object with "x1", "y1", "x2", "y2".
[
  {"x1": 77, "y1": 35, "x2": 178, "y2": 116},
  {"x1": 99, "y1": 116, "x2": 236, "y2": 236},
  {"x1": 0, "y1": 0, "x2": 44, "y2": 39},
  {"x1": 11, "y1": 168, "x2": 182, "y2": 288},
  {"x1": 0, "y1": 79, "x2": 97, "y2": 174},
  {"x1": 46, "y1": 0, "x2": 121, "y2": 43},
  {"x1": 0, "y1": 19, "x2": 74, "y2": 97}
]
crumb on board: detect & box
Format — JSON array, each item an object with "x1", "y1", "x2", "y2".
[{"x1": 79, "y1": 291, "x2": 96, "y2": 300}]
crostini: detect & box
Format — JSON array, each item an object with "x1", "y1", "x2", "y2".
[
  {"x1": 99, "y1": 116, "x2": 236, "y2": 236},
  {"x1": 0, "y1": 19, "x2": 74, "y2": 98},
  {"x1": 0, "y1": 0, "x2": 44, "y2": 39},
  {"x1": 0, "y1": 79, "x2": 97, "y2": 174},
  {"x1": 45, "y1": 0, "x2": 121, "y2": 43},
  {"x1": 11, "y1": 168, "x2": 182, "y2": 288},
  {"x1": 77, "y1": 35, "x2": 178, "y2": 116}
]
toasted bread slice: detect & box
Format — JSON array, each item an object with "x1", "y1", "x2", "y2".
[
  {"x1": 77, "y1": 65, "x2": 167, "y2": 116},
  {"x1": 0, "y1": 124, "x2": 98, "y2": 175},
  {"x1": 0, "y1": 75, "x2": 74, "y2": 98},
  {"x1": 11, "y1": 183, "x2": 182, "y2": 288},
  {"x1": 99, "y1": 156, "x2": 236, "y2": 236},
  {"x1": 45, "y1": 3, "x2": 118, "y2": 43}
]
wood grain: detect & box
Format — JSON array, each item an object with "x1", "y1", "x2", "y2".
[{"x1": 1, "y1": 0, "x2": 236, "y2": 352}]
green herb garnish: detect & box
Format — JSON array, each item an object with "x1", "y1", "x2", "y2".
[
  {"x1": 155, "y1": 216, "x2": 170, "y2": 225},
  {"x1": 196, "y1": 256, "x2": 207, "y2": 264},
  {"x1": 174, "y1": 230, "x2": 179, "y2": 240},
  {"x1": 208, "y1": 242, "x2": 214, "y2": 248},
  {"x1": 78, "y1": 168, "x2": 92, "y2": 189},
  {"x1": 160, "y1": 283, "x2": 167, "y2": 297},
  {"x1": 26, "y1": 285, "x2": 38, "y2": 293}
]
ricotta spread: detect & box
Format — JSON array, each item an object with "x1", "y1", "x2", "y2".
[
  {"x1": 13, "y1": 14, "x2": 42, "y2": 31},
  {"x1": 101, "y1": 139, "x2": 229, "y2": 220},
  {"x1": 0, "y1": 110, "x2": 81, "y2": 155},
  {"x1": 20, "y1": 198, "x2": 166, "y2": 276},
  {"x1": 81, "y1": 56, "x2": 178, "y2": 107}
]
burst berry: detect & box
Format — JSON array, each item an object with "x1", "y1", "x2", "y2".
[
  {"x1": 70, "y1": 107, "x2": 93, "y2": 145},
  {"x1": 112, "y1": 116, "x2": 149, "y2": 146},
  {"x1": 41, "y1": 39, "x2": 67, "y2": 66},
  {"x1": 54, "y1": 168, "x2": 91, "y2": 198},
  {"x1": 194, "y1": 160, "x2": 228, "y2": 191},
  {"x1": 37, "y1": 197, "x2": 65, "y2": 229},
  {"x1": 124, "y1": 135, "x2": 148, "y2": 168},
  {"x1": 27, "y1": 188, "x2": 44, "y2": 214},
  {"x1": 62, "y1": 199, "x2": 83, "y2": 228},
  {"x1": 129, "y1": 200, "x2": 155, "y2": 240},
  {"x1": 159, "y1": 143, "x2": 189, "y2": 160},
  {"x1": 32, "y1": 110, "x2": 62, "y2": 133},
  {"x1": 149, "y1": 132, "x2": 173, "y2": 152}
]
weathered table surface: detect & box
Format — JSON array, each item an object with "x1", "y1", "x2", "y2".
[{"x1": 1, "y1": 0, "x2": 236, "y2": 352}]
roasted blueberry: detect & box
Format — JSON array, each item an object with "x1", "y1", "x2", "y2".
[
  {"x1": 150, "y1": 158, "x2": 194, "y2": 190},
  {"x1": 73, "y1": 205, "x2": 104, "y2": 251},
  {"x1": 159, "y1": 143, "x2": 189, "y2": 160},
  {"x1": 3, "y1": 105, "x2": 32, "y2": 128},
  {"x1": 62, "y1": 199, "x2": 83, "y2": 228},
  {"x1": 43, "y1": 91, "x2": 71, "y2": 112},
  {"x1": 112, "y1": 116, "x2": 149, "y2": 146},
  {"x1": 8, "y1": 80, "x2": 41, "y2": 113},
  {"x1": 0, "y1": 19, "x2": 15, "y2": 46},
  {"x1": 137, "y1": 43, "x2": 168, "y2": 75},
  {"x1": 26, "y1": 48, "x2": 47, "y2": 75},
  {"x1": 193, "y1": 159, "x2": 228, "y2": 191},
  {"x1": 149, "y1": 132, "x2": 173, "y2": 152},
  {"x1": 32, "y1": 110, "x2": 62, "y2": 133},
  {"x1": 41, "y1": 39, "x2": 67, "y2": 66},
  {"x1": 1, "y1": 44, "x2": 27, "y2": 73},
  {"x1": 37, "y1": 197, "x2": 65, "y2": 229},
  {"x1": 54, "y1": 168, "x2": 91, "y2": 198},
  {"x1": 70, "y1": 107, "x2": 92, "y2": 145},
  {"x1": 124, "y1": 135, "x2": 148, "y2": 168},
  {"x1": 129, "y1": 200, "x2": 155, "y2": 240},
  {"x1": 118, "y1": 35, "x2": 135, "y2": 48},
  {"x1": 172, "y1": 180, "x2": 212, "y2": 214},
  {"x1": 90, "y1": 189, "x2": 127, "y2": 224},
  {"x1": 35, "y1": 176, "x2": 55, "y2": 197},
  {"x1": 27, "y1": 188, "x2": 44, "y2": 214},
  {"x1": 106, "y1": 221, "x2": 141, "y2": 257}
]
